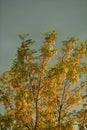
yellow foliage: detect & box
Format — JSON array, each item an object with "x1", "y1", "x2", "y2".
[{"x1": 0, "y1": 30, "x2": 86, "y2": 130}]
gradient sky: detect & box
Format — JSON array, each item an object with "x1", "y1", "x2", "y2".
[{"x1": 0, "y1": 0, "x2": 87, "y2": 74}]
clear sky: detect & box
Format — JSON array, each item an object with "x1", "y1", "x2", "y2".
[{"x1": 0, "y1": 0, "x2": 87, "y2": 74}]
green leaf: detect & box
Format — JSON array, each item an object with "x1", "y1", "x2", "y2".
[
  {"x1": 18, "y1": 34, "x2": 24, "y2": 40},
  {"x1": 23, "y1": 33, "x2": 29, "y2": 37}
]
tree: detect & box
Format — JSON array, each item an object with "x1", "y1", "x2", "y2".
[
  {"x1": 75, "y1": 94, "x2": 87, "y2": 130},
  {"x1": 0, "y1": 30, "x2": 87, "y2": 130}
]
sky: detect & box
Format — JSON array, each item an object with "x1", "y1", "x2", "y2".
[{"x1": 0, "y1": 0, "x2": 87, "y2": 74}]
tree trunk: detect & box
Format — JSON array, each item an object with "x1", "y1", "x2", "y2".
[{"x1": 34, "y1": 99, "x2": 38, "y2": 130}]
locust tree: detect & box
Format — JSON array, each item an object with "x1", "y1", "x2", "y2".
[{"x1": 0, "y1": 30, "x2": 87, "y2": 130}]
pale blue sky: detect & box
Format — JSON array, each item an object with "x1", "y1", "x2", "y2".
[{"x1": 0, "y1": 0, "x2": 87, "y2": 74}]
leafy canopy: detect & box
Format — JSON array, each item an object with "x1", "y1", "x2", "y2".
[{"x1": 0, "y1": 30, "x2": 87, "y2": 130}]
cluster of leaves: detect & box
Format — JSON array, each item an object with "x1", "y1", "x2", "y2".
[{"x1": 0, "y1": 30, "x2": 87, "y2": 130}]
